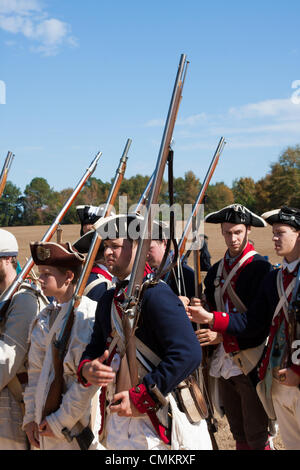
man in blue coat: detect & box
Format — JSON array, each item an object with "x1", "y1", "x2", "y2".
[
  {"x1": 187, "y1": 206, "x2": 300, "y2": 450},
  {"x1": 187, "y1": 204, "x2": 273, "y2": 450},
  {"x1": 77, "y1": 214, "x2": 210, "y2": 450}
]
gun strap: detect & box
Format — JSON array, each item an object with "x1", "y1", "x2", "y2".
[
  {"x1": 274, "y1": 270, "x2": 295, "y2": 322},
  {"x1": 214, "y1": 251, "x2": 256, "y2": 312},
  {"x1": 154, "y1": 148, "x2": 179, "y2": 282},
  {"x1": 83, "y1": 276, "x2": 111, "y2": 296}
]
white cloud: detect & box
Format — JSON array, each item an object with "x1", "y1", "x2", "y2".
[
  {"x1": 0, "y1": 0, "x2": 77, "y2": 55},
  {"x1": 0, "y1": 0, "x2": 41, "y2": 15},
  {"x1": 228, "y1": 98, "x2": 300, "y2": 120},
  {"x1": 167, "y1": 96, "x2": 300, "y2": 152}
]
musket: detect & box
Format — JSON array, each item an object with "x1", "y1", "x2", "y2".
[
  {"x1": 178, "y1": 137, "x2": 226, "y2": 259},
  {"x1": 192, "y1": 215, "x2": 219, "y2": 450},
  {"x1": 134, "y1": 172, "x2": 155, "y2": 215},
  {"x1": 42, "y1": 139, "x2": 131, "y2": 420},
  {"x1": 0, "y1": 151, "x2": 14, "y2": 198},
  {"x1": 121, "y1": 54, "x2": 189, "y2": 387},
  {"x1": 0, "y1": 151, "x2": 102, "y2": 321},
  {"x1": 162, "y1": 137, "x2": 225, "y2": 288}
]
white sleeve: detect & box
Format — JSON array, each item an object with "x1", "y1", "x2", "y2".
[
  {"x1": 46, "y1": 299, "x2": 99, "y2": 438},
  {"x1": 22, "y1": 308, "x2": 50, "y2": 427}
]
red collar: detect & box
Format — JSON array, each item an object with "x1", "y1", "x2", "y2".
[
  {"x1": 223, "y1": 242, "x2": 255, "y2": 273},
  {"x1": 91, "y1": 265, "x2": 112, "y2": 281}
]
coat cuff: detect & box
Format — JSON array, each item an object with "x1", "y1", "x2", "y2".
[
  {"x1": 129, "y1": 384, "x2": 170, "y2": 445},
  {"x1": 212, "y1": 311, "x2": 230, "y2": 333},
  {"x1": 77, "y1": 359, "x2": 92, "y2": 387}
]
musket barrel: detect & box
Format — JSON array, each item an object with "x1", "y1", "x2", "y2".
[
  {"x1": 102, "y1": 139, "x2": 132, "y2": 216},
  {"x1": 178, "y1": 137, "x2": 226, "y2": 257},
  {"x1": 126, "y1": 54, "x2": 188, "y2": 303},
  {"x1": 134, "y1": 171, "x2": 155, "y2": 214},
  {"x1": 0, "y1": 152, "x2": 102, "y2": 306},
  {"x1": 56, "y1": 140, "x2": 131, "y2": 345},
  {"x1": 120, "y1": 54, "x2": 188, "y2": 388}
]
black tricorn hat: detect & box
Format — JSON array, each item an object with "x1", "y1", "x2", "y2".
[
  {"x1": 76, "y1": 205, "x2": 104, "y2": 236},
  {"x1": 261, "y1": 206, "x2": 300, "y2": 229},
  {"x1": 93, "y1": 213, "x2": 172, "y2": 241},
  {"x1": 94, "y1": 213, "x2": 143, "y2": 240},
  {"x1": 205, "y1": 204, "x2": 267, "y2": 227},
  {"x1": 30, "y1": 241, "x2": 85, "y2": 267},
  {"x1": 73, "y1": 230, "x2": 105, "y2": 260}
]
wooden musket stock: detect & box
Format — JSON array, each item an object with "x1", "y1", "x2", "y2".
[{"x1": 0, "y1": 151, "x2": 14, "y2": 198}]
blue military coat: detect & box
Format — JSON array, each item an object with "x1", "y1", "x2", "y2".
[{"x1": 80, "y1": 279, "x2": 202, "y2": 397}]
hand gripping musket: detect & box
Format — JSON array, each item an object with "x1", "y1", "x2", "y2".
[
  {"x1": 119, "y1": 54, "x2": 189, "y2": 388},
  {"x1": 0, "y1": 151, "x2": 102, "y2": 322},
  {"x1": 0, "y1": 151, "x2": 14, "y2": 198},
  {"x1": 192, "y1": 215, "x2": 219, "y2": 450},
  {"x1": 41, "y1": 139, "x2": 131, "y2": 422}
]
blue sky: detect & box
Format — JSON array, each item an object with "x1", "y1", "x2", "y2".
[{"x1": 1, "y1": 0, "x2": 300, "y2": 194}]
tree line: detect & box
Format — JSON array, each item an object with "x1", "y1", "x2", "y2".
[{"x1": 0, "y1": 145, "x2": 299, "y2": 227}]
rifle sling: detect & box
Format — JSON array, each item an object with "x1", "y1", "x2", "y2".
[{"x1": 274, "y1": 269, "x2": 296, "y2": 322}]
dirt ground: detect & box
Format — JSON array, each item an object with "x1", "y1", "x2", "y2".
[
  {"x1": 3, "y1": 223, "x2": 285, "y2": 450},
  {"x1": 6, "y1": 222, "x2": 282, "y2": 268}
]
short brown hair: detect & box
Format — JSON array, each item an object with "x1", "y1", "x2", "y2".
[{"x1": 56, "y1": 264, "x2": 82, "y2": 285}]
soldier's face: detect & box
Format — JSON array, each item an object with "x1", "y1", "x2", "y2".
[
  {"x1": 147, "y1": 240, "x2": 167, "y2": 269},
  {"x1": 221, "y1": 223, "x2": 250, "y2": 257},
  {"x1": 104, "y1": 238, "x2": 137, "y2": 280},
  {"x1": 272, "y1": 224, "x2": 300, "y2": 261},
  {"x1": 38, "y1": 265, "x2": 72, "y2": 299}
]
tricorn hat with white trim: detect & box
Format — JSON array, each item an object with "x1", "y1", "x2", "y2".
[
  {"x1": 205, "y1": 204, "x2": 267, "y2": 227},
  {"x1": 92, "y1": 213, "x2": 171, "y2": 241},
  {"x1": 261, "y1": 206, "x2": 300, "y2": 229},
  {"x1": 30, "y1": 242, "x2": 85, "y2": 267},
  {"x1": 94, "y1": 213, "x2": 143, "y2": 240},
  {"x1": 76, "y1": 205, "x2": 105, "y2": 236}
]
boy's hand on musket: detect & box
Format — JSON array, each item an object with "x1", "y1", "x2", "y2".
[
  {"x1": 82, "y1": 350, "x2": 115, "y2": 386},
  {"x1": 109, "y1": 391, "x2": 144, "y2": 417},
  {"x1": 24, "y1": 421, "x2": 40, "y2": 448}
]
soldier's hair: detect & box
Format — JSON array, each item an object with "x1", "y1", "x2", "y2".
[
  {"x1": 56, "y1": 264, "x2": 82, "y2": 285},
  {"x1": 11, "y1": 256, "x2": 18, "y2": 270}
]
